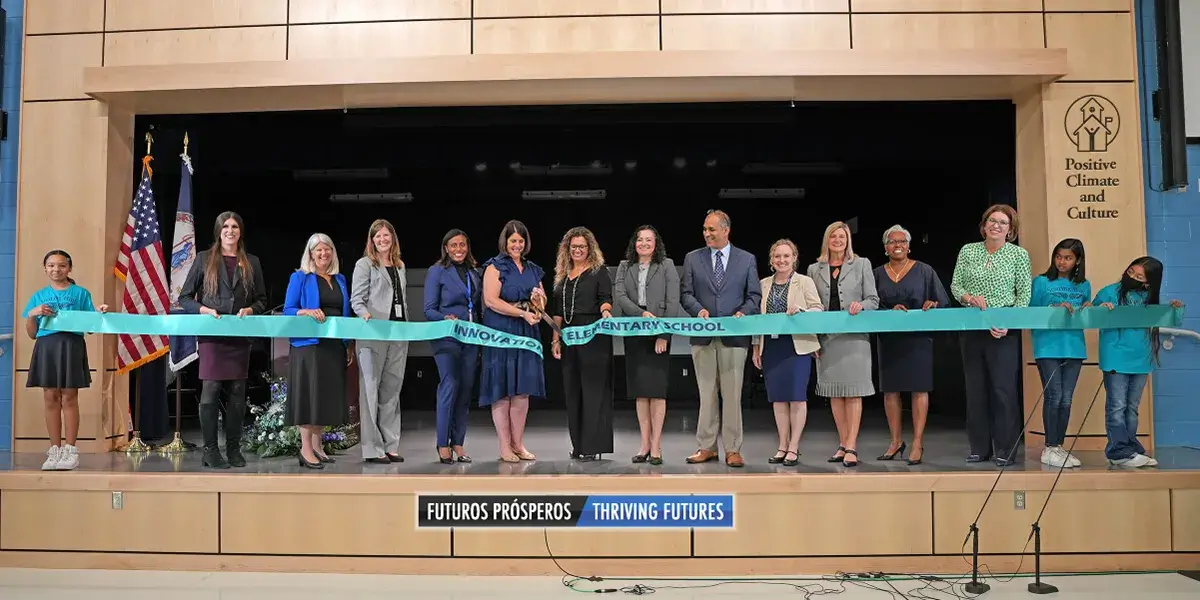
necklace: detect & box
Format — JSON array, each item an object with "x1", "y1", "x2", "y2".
[
  {"x1": 561, "y1": 276, "x2": 579, "y2": 324},
  {"x1": 886, "y1": 259, "x2": 914, "y2": 283}
]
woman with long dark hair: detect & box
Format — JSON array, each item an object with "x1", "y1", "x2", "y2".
[
  {"x1": 613, "y1": 225, "x2": 679, "y2": 465},
  {"x1": 178, "y1": 211, "x2": 268, "y2": 469},
  {"x1": 1094, "y1": 256, "x2": 1184, "y2": 468},
  {"x1": 1030, "y1": 238, "x2": 1090, "y2": 468},
  {"x1": 424, "y1": 229, "x2": 482, "y2": 464}
]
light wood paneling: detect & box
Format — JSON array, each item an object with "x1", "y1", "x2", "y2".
[
  {"x1": 103, "y1": 27, "x2": 288, "y2": 67},
  {"x1": 1045, "y1": 0, "x2": 1130, "y2": 11},
  {"x1": 662, "y1": 0, "x2": 849, "y2": 13},
  {"x1": 1023, "y1": 364, "x2": 1149, "y2": 437},
  {"x1": 851, "y1": 13, "x2": 1045, "y2": 50},
  {"x1": 12, "y1": 371, "x2": 105, "y2": 441},
  {"x1": 287, "y1": 0, "x2": 470, "y2": 24},
  {"x1": 288, "y1": 22, "x2": 471, "y2": 60},
  {"x1": 104, "y1": 0, "x2": 288, "y2": 32},
  {"x1": 21, "y1": 34, "x2": 104, "y2": 101},
  {"x1": 933, "y1": 490, "x2": 1172, "y2": 554},
  {"x1": 1045, "y1": 12, "x2": 1137, "y2": 82},
  {"x1": 0, "y1": 490, "x2": 218, "y2": 553},
  {"x1": 220, "y1": 493, "x2": 449, "y2": 555},
  {"x1": 694, "y1": 492, "x2": 933, "y2": 556},
  {"x1": 473, "y1": 17, "x2": 660, "y2": 54},
  {"x1": 475, "y1": 0, "x2": 659, "y2": 18},
  {"x1": 25, "y1": 0, "x2": 105, "y2": 35},
  {"x1": 662, "y1": 15, "x2": 851, "y2": 51},
  {"x1": 1042, "y1": 83, "x2": 1144, "y2": 285},
  {"x1": 1171, "y1": 489, "x2": 1200, "y2": 551},
  {"x1": 454, "y1": 529, "x2": 691, "y2": 557},
  {"x1": 852, "y1": 0, "x2": 1041, "y2": 11},
  {"x1": 14, "y1": 101, "x2": 109, "y2": 369}
]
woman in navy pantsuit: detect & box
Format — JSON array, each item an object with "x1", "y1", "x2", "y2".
[{"x1": 424, "y1": 229, "x2": 482, "y2": 464}]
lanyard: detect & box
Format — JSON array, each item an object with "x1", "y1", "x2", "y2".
[{"x1": 465, "y1": 272, "x2": 474, "y2": 322}]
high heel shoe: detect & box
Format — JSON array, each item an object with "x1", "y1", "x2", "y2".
[
  {"x1": 632, "y1": 452, "x2": 650, "y2": 464},
  {"x1": 298, "y1": 454, "x2": 324, "y2": 469},
  {"x1": 906, "y1": 447, "x2": 923, "y2": 466},
  {"x1": 877, "y1": 441, "x2": 907, "y2": 461},
  {"x1": 437, "y1": 447, "x2": 453, "y2": 465}
]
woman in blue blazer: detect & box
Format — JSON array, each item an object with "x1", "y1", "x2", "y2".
[
  {"x1": 283, "y1": 233, "x2": 354, "y2": 470},
  {"x1": 424, "y1": 229, "x2": 483, "y2": 464}
]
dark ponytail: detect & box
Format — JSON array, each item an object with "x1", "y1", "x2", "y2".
[{"x1": 44, "y1": 250, "x2": 75, "y2": 284}]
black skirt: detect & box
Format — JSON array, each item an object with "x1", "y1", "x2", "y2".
[
  {"x1": 285, "y1": 340, "x2": 349, "y2": 427},
  {"x1": 27, "y1": 332, "x2": 92, "y2": 389},
  {"x1": 625, "y1": 334, "x2": 670, "y2": 399}
]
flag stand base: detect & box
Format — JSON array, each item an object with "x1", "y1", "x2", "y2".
[
  {"x1": 126, "y1": 433, "x2": 151, "y2": 453},
  {"x1": 159, "y1": 432, "x2": 192, "y2": 454}
]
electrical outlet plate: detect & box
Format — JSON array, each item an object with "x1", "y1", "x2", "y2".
[
  {"x1": 1014, "y1": 490, "x2": 1026, "y2": 510},
  {"x1": 112, "y1": 491, "x2": 123, "y2": 510}
]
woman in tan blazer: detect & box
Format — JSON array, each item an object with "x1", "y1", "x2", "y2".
[{"x1": 752, "y1": 239, "x2": 823, "y2": 467}]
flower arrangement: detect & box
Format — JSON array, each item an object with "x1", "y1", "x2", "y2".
[{"x1": 242, "y1": 372, "x2": 360, "y2": 458}]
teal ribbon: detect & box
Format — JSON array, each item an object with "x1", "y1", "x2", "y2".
[
  {"x1": 41, "y1": 305, "x2": 1184, "y2": 353},
  {"x1": 559, "y1": 306, "x2": 1185, "y2": 345},
  {"x1": 44, "y1": 312, "x2": 545, "y2": 357}
]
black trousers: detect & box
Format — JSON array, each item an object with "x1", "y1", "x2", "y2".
[
  {"x1": 199, "y1": 379, "x2": 247, "y2": 449},
  {"x1": 562, "y1": 333, "x2": 614, "y2": 455},
  {"x1": 960, "y1": 330, "x2": 1022, "y2": 459}
]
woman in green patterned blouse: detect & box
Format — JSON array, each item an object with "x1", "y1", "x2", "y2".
[{"x1": 950, "y1": 204, "x2": 1032, "y2": 467}]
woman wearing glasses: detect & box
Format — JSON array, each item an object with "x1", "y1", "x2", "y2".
[{"x1": 950, "y1": 204, "x2": 1032, "y2": 467}]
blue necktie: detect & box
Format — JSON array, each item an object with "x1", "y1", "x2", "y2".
[
  {"x1": 465, "y1": 274, "x2": 474, "y2": 322},
  {"x1": 714, "y1": 251, "x2": 725, "y2": 288}
]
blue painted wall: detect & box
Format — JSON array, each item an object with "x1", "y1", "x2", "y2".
[
  {"x1": 1137, "y1": 0, "x2": 1200, "y2": 447},
  {"x1": 0, "y1": 0, "x2": 22, "y2": 452}
]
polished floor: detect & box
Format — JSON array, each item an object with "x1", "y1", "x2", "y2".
[
  {"x1": 0, "y1": 569, "x2": 1197, "y2": 599},
  {"x1": 4, "y1": 409, "x2": 1199, "y2": 475}
]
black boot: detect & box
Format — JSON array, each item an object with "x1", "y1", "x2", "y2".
[
  {"x1": 225, "y1": 384, "x2": 248, "y2": 468},
  {"x1": 199, "y1": 399, "x2": 229, "y2": 469}
]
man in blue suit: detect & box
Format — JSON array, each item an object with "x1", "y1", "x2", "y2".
[{"x1": 680, "y1": 210, "x2": 761, "y2": 467}]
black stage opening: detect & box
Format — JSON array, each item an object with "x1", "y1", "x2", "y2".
[{"x1": 132, "y1": 101, "x2": 1017, "y2": 439}]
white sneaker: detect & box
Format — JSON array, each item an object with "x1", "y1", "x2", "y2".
[
  {"x1": 1060, "y1": 447, "x2": 1081, "y2": 468},
  {"x1": 1041, "y1": 446, "x2": 1080, "y2": 468},
  {"x1": 1110, "y1": 453, "x2": 1152, "y2": 467},
  {"x1": 56, "y1": 444, "x2": 79, "y2": 470},
  {"x1": 1139, "y1": 453, "x2": 1158, "y2": 467},
  {"x1": 41, "y1": 446, "x2": 61, "y2": 471}
]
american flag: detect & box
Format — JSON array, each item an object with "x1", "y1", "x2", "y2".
[{"x1": 113, "y1": 156, "x2": 171, "y2": 374}]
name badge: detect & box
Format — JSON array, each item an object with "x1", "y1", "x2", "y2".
[
  {"x1": 394, "y1": 304, "x2": 405, "y2": 319},
  {"x1": 770, "y1": 334, "x2": 779, "y2": 339}
]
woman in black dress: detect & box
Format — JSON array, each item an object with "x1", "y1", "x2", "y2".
[
  {"x1": 872, "y1": 225, "x2": 949, "y2": 466},
  {"x1": 177, "y1": 211, "x2": 267, "y2": 469},
  {"x1": 550, "y1": 226, "x2": 615, "y2": 461},
  {"x1": 612, "y1": 225, "x2": 679, "y2": 465},
  {"x1": 283, "y1": 233, "x2": 354, "y2": 470}
]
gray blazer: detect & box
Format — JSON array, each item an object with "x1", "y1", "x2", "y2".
[
  {"x1": 350, "y1": 255, "x2": 410, "y2": 323},
  {"x1": 680, "y1": 245, "x2": 761, "y2": 348},
  {"x1": 807, "y1": 255, "x2": 880, "y2": 313},
  {"x1": 613, "y1": 258, "x2": 681, "y2": 340}
]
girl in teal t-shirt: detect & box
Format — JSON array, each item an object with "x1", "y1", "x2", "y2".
[
  {"x1": 1030, "y1": 239, "x2": 1090, "y2": 469},
  {"x1": 1093, "y1": 256, "x2": 1184, "y2": 468},
  {"x1": 22, "y1": 250, "x2": 108, "y2": 471}
]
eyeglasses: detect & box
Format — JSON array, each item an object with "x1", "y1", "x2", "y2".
[{"x1": 987, "y1": 218, "x2": 1010, "y2": 227}]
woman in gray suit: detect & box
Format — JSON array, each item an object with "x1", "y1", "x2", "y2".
[
  {"x1": 613, "y1": 225, "x2": 679, "y2": 466},
  {"x1": 807, "y1": 221, "x2": 879, "y2": 467},
  {"x1": 351, "y1": 219, "x2": 410, "y2": 464}
]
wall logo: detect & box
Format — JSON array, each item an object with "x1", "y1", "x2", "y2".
[{"x1": 1063, "y1": 95, "x2": 1120, "y2": 153}]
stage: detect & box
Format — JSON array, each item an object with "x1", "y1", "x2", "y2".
[{"x1": 1, "y1": 410, "x2": 1198, "y2": 577}]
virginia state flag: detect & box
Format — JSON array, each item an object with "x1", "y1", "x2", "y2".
[{"x1": 168, "y1": 151, "x2": 198, "y2": 373}]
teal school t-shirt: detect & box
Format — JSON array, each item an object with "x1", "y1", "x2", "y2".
[
  {"x1": 22, "y1": 284, "x2": 98, "y2": 338},
  {"x1": 1029, "y1": 275, "x2": 1091, "y2": 360},
  {"x1": 1093, "y1": 282, "x2": 1153, "y2": 374}
]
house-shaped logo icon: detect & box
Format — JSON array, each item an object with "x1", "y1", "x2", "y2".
[{"x1": 1063, "y1": 95, "x2": 1120, "y2": 152}]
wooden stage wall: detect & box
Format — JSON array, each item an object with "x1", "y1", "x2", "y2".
[
  {"x1": 1, "y1": 470, "x2": 1199, "y2": 574},
  {"x1": 12, "y1": 0, "x2": 1147, "y2": 454}
]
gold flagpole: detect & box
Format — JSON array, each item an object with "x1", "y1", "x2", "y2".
[
  {"x1": 161, "y1": 132, "x2": 192, "y2": 455},
  {"x1": 125, "y1": 132, "x2": 155, "y2": 454}
]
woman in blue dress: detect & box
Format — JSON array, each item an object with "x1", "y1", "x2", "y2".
[{"x1": 481, "y1": 220, "x2": 547, "y2": 462}]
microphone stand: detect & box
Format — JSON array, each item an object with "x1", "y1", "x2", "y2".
[
  {"x1": 961, "y1": 361, "x2": 1060, "y2": 596},
  {"x1": 1026, "y1": 377, "x2": 1105, "y2": 595}
]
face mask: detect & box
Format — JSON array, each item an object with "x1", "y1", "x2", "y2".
[{"x1": 1121, "y1": 274, "x2": 1148, "y2": 290}]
